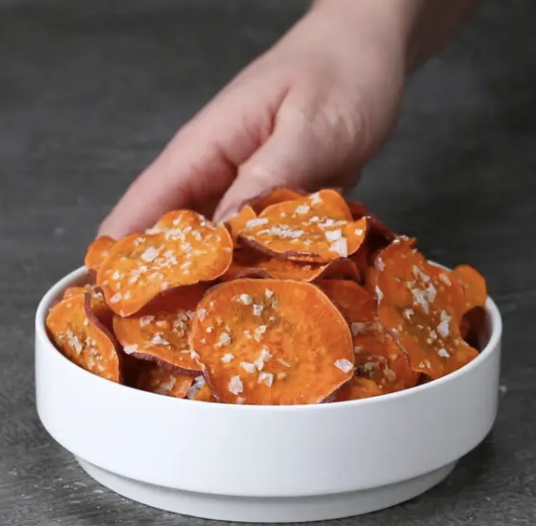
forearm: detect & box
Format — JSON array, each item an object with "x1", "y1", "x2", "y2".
[{"x1": 312, "y1": 0, "x2": 481, "y2": 72}]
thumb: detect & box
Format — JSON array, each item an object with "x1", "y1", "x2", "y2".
[{"x1": 214, "y1": 102, "x2": 362, "y2": 221}]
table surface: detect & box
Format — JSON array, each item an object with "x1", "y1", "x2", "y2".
[{"x1": 1, "y1": 0, "x2": 536, "y2": 524}]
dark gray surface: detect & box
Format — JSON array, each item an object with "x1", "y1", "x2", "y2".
[{"x1": 1, "y1": 0, "x2": 535, "y2": 524}]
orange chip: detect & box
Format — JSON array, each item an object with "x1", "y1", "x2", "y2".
[
  {"x1": 452, "y1": 264, "x2": 487, "y2": 312},
  {"x1": 46, "y1": 292, "x2": 122, "y2": 383},
  {"x1": 334, "y1": 377, "x2": 382, "y2": 402},
  {"x1": 318, "y1": 280, "x2": 419, "y2": 392},
  {"x1": 63, "y1": 285, "x2": 92, "y2": 299},
  {"x1": 190, "y1": 279, "x2": 354, "y2": 405},
  {"x1": 85, "y1": 235, "x2": 116, "y2": 272},
  {"x1": 374, "y1": 239, "x2": 479, "y2": 380},
  {"x1": 97, "y1": 210, "x2": 233, "y2": 316},
  {"x1": 225, "y1": 205, "x2": 257, "y2": 247},
  {"x1": 248, "y1": 187, "x2": 305, "y2": 214},
  {"x1": 237, "y1": 256, "x2": 360, "y2": 283},
  {"x1": 136, "y1": 362, "x2": 193, "y2": 398},
  {"x1": 113, "y1": 284, "x2": 209, "y2": 375},
  {"x1": 240, "y1": 190, "x2": 367, "y2": 263}
]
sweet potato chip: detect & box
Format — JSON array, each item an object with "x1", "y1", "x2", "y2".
[
  {"x1": 318, "y1": 280, "x2": 419, "y2": 392},
  {"x1": 190, "y1": 279, "x2": 354, "y2": 404},
  {"x1": 85, "y1": 235, "x2": 116, "y2": 272},
  {"x1": 248, "y1": 187, "x2": 305, "y2": 214},
  {"x1": 63, "y1": 285, "x2": 92, "y2": 299},
  {"x1": 452, "y1": 264, "x2": 487, "y2": 312},
  {"x1": 240, "y1": 190, "x2": 367, "y2": 263},
  {"x1": 334, "y1": 377, "x2": 382, "y2": 402},
  {"x1": 136, "y1": 362, "x2": 193, "y2": 398},
  {"x1": 46, "y1": 292, "x2": 122, "y2": 383},
  {"x1": 225, "y1": 206, "x2": 257, "y2": 247},
  {"x1": 97, "y1": 210, "x2": 233, "y2": 316},
  {"x1": 113, "y1": 284, "x2": 209, "y2": 375},
  {"x1": 374, "y1": 239, "x2": 479, "y2": 380}
]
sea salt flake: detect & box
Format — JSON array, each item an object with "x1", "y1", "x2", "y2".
[
  {"x1": 110, "y1": 292, "x2": 122, "y2": 304},
  {"x1": 140, "y1": 246, "x2": 159, "y2": 263},
  {"x1": 355, "y1": 228, "x2": 364, "y2": 236},
  {"x1": 425, "y1": 283, "x2": 437, "y2": 303},
  {"x1": 437, "y1": 310, "x2": 451, "y2": 339},
  {"x1": 66, "y1": 330, "x2": 83, "y2": 355},
  {"x1": 252, "y1": 304, "x2": 264, "y2": 317},
  {"x1": 325, "y1": 229, "x2": 342, "y2": 242},
  {"x1": 186, "y1": 375, "x2": 206, "y2": 399},
  {"x1": 384, "y1": 367, "x2": 397, "y2": 382},
  {"x1": 254, "y1": 346, "x2": 272, "y2": 371},
  {"x1": 411, "y1": 288, "x2": 429, "y2": 314},
  {"x1": 404, "y1": 308, "x2": 414, "y2": 320},
  {"x1": 330, "y1": 237, "x2": 348, "y2": 257},
  {"x1": 375, "y1": 286, "x2": 384, "y2": 301},
  {"x1": 197, "y1": 308, "x2": 207, "y2": 321},
  {"x1": 258, "y1": 372, "x2": 274, "y2": 387},
  {"x1": 112, "y1": 270, "x2": 121, "y2": 280},
  {"x1": 236, "y1": 294, "x2": 252, "y2": 305},
  {"x1": 351, "y1": 322, "x2": 368, "y2": 336},
  {"x1": 413, "y1": 265, "x2": 430, "y2": 283},
  {"x1": 218, "y1": 332, "x2": 232, "y2": 346},
  {"x1": 123, "y1": 344, "x2": 139, "y2": 355},
  {"x1": 254, "y1": 325, "x2": 267, "y2": 341},
  {"x1": 228, "y1": 375, "x2": 243, "y2": 395},
  {"x1": 140, "y1": 316, "x2": 155, "y2": 327},
  {"x1": 157, "y1": 376, "x2": 176, "y2": 393},
  {"x1": 295, "y1": 205, "x2": 310, "y2": 215},
  {"x1": 246, "y1": 218, "x2": 269, "y2": 229},
  {"x1": 240, "y1": 362, "x2": 257, "y2": 374},
  {"x1": 151, "y1": 334, "x2": 170, "y2": 346},
  {"x1": 265, "y1": 289, "x2": 274, "y2": 299},
  {"x1": 221, "y1": 353, "x2": 234, "y2": 363},
  {"x1": 310, "y1": 192, "x2": 322, "y2": 204},
  {"x1": 334, "y1": 359, "x2": 353, "y2": 373},
  {"x1": 438, "y1": 348, "x2": 450, "y2": 358}
]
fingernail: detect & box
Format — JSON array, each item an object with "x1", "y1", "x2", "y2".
[{"x1": 214, "y1": 204, "x2": 239, "y2": 222}]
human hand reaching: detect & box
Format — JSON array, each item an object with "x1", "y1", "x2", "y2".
[{"x1": 99, "y1": 0, "x2": 478, "y2": 238}]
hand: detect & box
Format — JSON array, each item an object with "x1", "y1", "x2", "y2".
[{"x1": 99, "y1": 2, "x2": 408, "y2": 238}]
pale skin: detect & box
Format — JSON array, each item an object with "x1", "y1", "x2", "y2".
[{"x1": 99, "y1": 0, "x2": 481, "y2": 238}]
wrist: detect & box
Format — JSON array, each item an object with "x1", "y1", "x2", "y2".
[{"x1": 311, "y1": 0, "x2": 425, "y2": 52}]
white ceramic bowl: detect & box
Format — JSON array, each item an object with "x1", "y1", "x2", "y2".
[{"x1": 35, "y1": 267, "x2": 502, "y2": 523}]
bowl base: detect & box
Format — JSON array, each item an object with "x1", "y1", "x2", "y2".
[{"x1": 76, "y1": 458, "x2": 456, "y2": 523}]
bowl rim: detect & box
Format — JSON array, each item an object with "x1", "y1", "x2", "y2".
[{"x1": 36, "y1": 266, "x2": 502, "y2": 413}]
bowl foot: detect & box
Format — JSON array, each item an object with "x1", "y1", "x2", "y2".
[{"x1": 76, "y1": 458, "x2": 456, "y2": 523}]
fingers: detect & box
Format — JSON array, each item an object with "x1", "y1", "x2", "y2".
[
  {"x1": 98, "y1": 73, "x2": 285, "y2": 238},
  {"x1": 214, "y1": 96, "x2": 363, "y2": 220},
  {"x1": 97, "y1": 134, "x2": 231, "y2": 238}
]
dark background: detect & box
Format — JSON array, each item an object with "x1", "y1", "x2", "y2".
[{"x1": 1, "y1": 0, "x2": 535, "y2": 524}]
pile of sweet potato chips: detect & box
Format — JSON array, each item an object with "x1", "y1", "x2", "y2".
[{"x1": 46, "y1": 189, "x2": 487, "y2": 405}]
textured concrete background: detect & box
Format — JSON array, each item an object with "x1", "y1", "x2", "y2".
[{"x1": 1, "y1": 0, "x2": 535, "y2": 524}]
